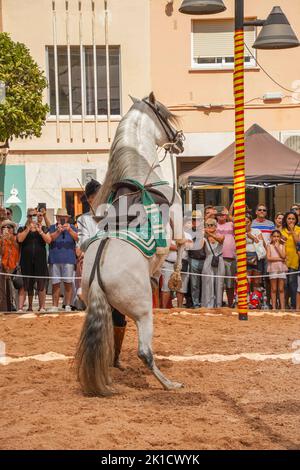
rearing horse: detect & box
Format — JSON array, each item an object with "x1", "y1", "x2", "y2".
[{"x1": 76, "y1": 93, "x2": 185, "y2": 395}]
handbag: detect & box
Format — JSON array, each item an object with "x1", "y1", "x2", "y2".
[
  {"x1": 181, "y1": 258, "x2": 189, "y2": 273},
  {"x1": 11, "y1": 266, "x2": 23, "y2": 290},
  {"x1": 207, "y1": 239, "x2": 220, "y2": 268},
  {"x1": 254, "y1": 241, "x2": 266, "y2": 260},
  {"x1": 246, "y1": 252, "x2": 258, "y2": 267}
]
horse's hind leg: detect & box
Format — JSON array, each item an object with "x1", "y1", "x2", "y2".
[{"x1": 136, "y1": 312, "x2": 183, "y2": 390}]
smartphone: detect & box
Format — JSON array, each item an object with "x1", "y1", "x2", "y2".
[
  {"x1": 32, "y1": 215, "x2": 38, "y2": 223},
  {"x1": 60, "y1": 218, "x2": 66, "y2": 226},
  {"x1": 37, "y1": 203, "x2": 46, "y2": 211},
  {"x1": 215, "y1": 205, "x2": 224, "y2": 214}
]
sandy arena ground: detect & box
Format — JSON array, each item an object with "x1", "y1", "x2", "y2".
[{"x1": 0, "y1": 308, "x2": 300, "y2": 450}]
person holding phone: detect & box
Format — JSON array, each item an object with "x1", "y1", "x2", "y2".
[
  {"x1": 37, "y1": 204, "x2": 51, "y2": 228},
  {"x1": 17, "y1": 208, "x2": 51, "y2": 312},
  {"x1": 201, "y1": 218, "x2": 225, "y2": 308},
  {"x1": 48, "y1": 208, "x2": 78, "y2": 312}
]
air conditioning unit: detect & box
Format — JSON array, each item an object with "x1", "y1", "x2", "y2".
[
  {"x1": 263, "y1": 92, "x2": 284, "y2": 102},
  {"x1": 283, "y1": 134, "x2": 300, "y2": 153}
]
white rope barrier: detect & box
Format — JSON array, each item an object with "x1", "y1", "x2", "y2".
[
  {"x1": 161, "y1": 267, "x2": 299, "y2": 280},
  {"x1": 0, "y1": 271, "x2": 81, "y2": 280},
  {"x1": 0, "y1": 266, "x2": 298, "y2": 281}
]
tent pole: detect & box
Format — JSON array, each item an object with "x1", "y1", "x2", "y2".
[{"x1": 188, "y1": 185, "x2": 193, "y2": 211}]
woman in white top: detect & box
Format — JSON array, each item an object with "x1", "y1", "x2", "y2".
[{"x1": 201, "y1": 218, "x2": 225, "y2": 308}]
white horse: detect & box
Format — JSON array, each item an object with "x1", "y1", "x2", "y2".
[{"x1": 76, "y1": 93, "x2": 185, "y2": 395}]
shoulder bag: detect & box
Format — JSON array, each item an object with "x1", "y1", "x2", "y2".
[{"x1": 207, "y1": 238, "x2": 220, "y2": 268}]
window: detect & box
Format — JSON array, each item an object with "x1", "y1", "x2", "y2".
[
  {"x1": 192, "y1": 20, "x2": 256, "y2": 69},
  {"x1": 47, "y1": 46, "x2": 121, "y2": 116}
]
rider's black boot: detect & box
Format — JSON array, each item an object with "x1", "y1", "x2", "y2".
[{"x1": 114, "y1": 326, "x2": 126, "y2": 370}]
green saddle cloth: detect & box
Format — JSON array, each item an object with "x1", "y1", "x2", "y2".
[{"x1": 93, "y1": 179, "x2": 168, "y2": 258}]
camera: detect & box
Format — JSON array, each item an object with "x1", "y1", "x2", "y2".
[{"x1": 60, "y1": 218, "x2": 66, "y2": 226}]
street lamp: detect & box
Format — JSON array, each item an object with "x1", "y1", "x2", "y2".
[
  {"x1": 179, "y1": 0, "x2": 226, "y2": 14},
  {"x1": 179, "y1": 0, "x2": 299, "y2": 320}
]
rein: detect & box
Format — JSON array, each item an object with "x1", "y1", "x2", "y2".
[
  {"x1": 142, "y1": 99, "x2": 185, "y2": 207},
  {"x1": 142, "y1": 99, "x2": 179, "y2": 144}
]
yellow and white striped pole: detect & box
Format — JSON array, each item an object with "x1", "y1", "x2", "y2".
[{"x1": 234, "y1": 0, "x2": 248, "y2": 320}]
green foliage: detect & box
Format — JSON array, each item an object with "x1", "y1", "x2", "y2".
[{"x1": 0, "y1": 33, "x2": 49, "y2": 144}]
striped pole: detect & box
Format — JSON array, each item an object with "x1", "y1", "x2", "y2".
[{"x1": 234, "y1": 0, "x2": 248, "y2": 321}]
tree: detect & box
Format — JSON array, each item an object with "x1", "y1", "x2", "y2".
[{"x1": 0, "y1": 33, "x2": 49, "y2": 148}]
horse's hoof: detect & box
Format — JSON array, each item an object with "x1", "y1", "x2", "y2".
[
  {"x1": 167, "y1": 381, "x2": 184, "y2": 390},
  {"x1": 114, "y1": 359, "x2": 126, "y2": 371},
  {"x1": 176, "y1": 238, "x2": 187, "y2": 245}
]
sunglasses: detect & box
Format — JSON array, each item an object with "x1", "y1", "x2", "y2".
[{"x1": 257, "y1": 209, "x2": 267, "y2": 212}]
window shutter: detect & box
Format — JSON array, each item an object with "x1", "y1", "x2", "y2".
[{"x1": 193, "y1": 20, "x2": 255, "y2": 60}]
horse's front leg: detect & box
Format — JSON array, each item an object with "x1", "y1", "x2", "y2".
[
  {"x1": 149, "y1": 254, "x2": 167, "y2": 290},
  {"x1": 136, "y1": 311, "x2": 183, "y2": 390},
  {"x1": 170, "y1": 200, "x2": 186, "y2": 244},
  {"x1": 167, "y1": 242, "x2": 186, "y2": 293}
]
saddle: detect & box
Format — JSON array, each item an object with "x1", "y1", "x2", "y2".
[{"x1": 97, "y1": 179, "x2": 170, "y2": 232}]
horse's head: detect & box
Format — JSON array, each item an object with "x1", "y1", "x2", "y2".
[{"x1": 130, "y1": 92, "x2": 185, "y2": 155}]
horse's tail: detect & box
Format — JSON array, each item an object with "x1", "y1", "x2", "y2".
[{"x1": 75, "y1": 279, "x2": 114, "y2": 396}]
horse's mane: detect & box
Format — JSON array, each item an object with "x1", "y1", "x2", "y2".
[{"x1": 93, "y1": 99, "x2": 178, "y2": 210}]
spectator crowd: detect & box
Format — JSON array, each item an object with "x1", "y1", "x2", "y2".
[
  {"x1": 161, "y1": 203, "x2": 300, "y2": 311},
  {"x1": 0, "y1": 205, "x2": 79, "y2": 312},
  {"x1": 1, "y1": 196, "x2": 300, "y2": 312}
]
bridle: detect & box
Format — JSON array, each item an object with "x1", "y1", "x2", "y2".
[
  {"x1": 142, "y1": 99, "x2": 185, "y2": 155},
  {"x1": 142, "y1": 99, "x2": 185, "y2": 205}
]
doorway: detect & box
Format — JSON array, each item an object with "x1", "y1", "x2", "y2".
[{"x1": 62, "y1": 189, "x2": 89, "y2": 221}]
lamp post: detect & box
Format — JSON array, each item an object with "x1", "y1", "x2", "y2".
[{"x1": 179, "y1": 0, "x2": 299, "y2": 320}]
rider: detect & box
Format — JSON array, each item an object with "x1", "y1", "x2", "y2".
[{"x1": 77, "y1": 179, "x2": 127, "y2": 369}]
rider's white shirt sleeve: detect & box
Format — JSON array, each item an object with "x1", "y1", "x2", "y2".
[{"x1": 77, "y1": 212, "x2": 98, "y2": 248}]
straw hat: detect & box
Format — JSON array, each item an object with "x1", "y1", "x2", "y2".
[
  {"x1": 0, "y1": 219, "x2": 16, "y2": 229},
  {"x1": 55, "y1": 208, "x2": 70, "y2": 217}
]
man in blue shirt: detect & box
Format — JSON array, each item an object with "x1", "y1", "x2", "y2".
[
  {"x1": 49, "y1": 208, "x2": 78, "y2": 312},
  {"x1": 251, "y1": 204, "x2": 275, "y2": 307}
]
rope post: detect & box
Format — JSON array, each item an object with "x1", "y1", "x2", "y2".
[{"x1": 234, "y1": 0, "x2": 248, "y2": 321}]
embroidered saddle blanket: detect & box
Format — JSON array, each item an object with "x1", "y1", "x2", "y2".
[{"x1": 89, "y1": 179, "x2": 169, "y2": 258}]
